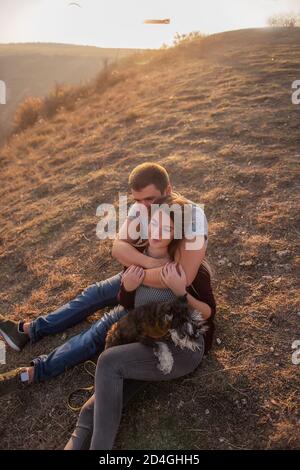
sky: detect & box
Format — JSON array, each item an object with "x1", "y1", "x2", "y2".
[{"x1": 0, "y1": 0, "x2": 299, "y2": 49}]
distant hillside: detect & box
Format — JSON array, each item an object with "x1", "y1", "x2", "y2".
[
  {"x1": 0, "y1": 42, "x2": 146, "y2": 140},
  {"x1": 0, "y1": 28, "x2": 299, "y2": 450}
]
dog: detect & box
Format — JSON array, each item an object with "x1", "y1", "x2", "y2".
[{"x1": 104, "y1": 298, "x2": 208, "y2": 374}]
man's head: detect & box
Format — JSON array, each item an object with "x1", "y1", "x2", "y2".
[{"x1": 128, "y1": 162, "x2": 172, "y2": 208}]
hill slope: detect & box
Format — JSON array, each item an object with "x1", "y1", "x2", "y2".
[
  {"x1": 0, "y1": 43, "x2": 145, "y2": 141},
  {"x1": 0, "y1": 28, "x2": 299, "y2": 450}
]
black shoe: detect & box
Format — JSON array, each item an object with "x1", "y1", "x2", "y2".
[{"x1": 0, "y1": 315, "x2": 29, "y2": 352}]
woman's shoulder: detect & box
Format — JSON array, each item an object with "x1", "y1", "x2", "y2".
[
  {"x1": 195, "y1": 262, "x2": 212, "y2": 280},
  {"x1": 187, "y1": 263, "x2": 216, "y2": 312},
  {"x1": 188, "y1": 262, "x2": 213, "y2": 294}
]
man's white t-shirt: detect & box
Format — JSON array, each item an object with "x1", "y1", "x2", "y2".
[{"x1": 127, "y1": 199, "x2": 208, "y2": 249}]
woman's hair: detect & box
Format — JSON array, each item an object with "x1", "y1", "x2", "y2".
[{"x1": 149, "y1": 193, "x2": 213, "y2": 278}]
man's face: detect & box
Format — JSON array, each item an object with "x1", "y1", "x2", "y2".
[{"x1": 131, "y1": 184, "x2": 167, "y2": 208}]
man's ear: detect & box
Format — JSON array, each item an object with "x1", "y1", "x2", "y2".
[{"x1": 165, "y1": 184, "x2": 172, "y2": 195}]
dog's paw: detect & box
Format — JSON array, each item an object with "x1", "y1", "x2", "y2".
[
  {"x1": 190, "y1": 309, "x2": 209, "y2": 335},
  {"x1": 153, "y1": 342, "x2": 174, "y2": 375}
]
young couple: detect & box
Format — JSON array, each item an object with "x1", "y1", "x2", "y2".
[{"x1": 0, "y1": 162, "x2": 216, "y2": 450}]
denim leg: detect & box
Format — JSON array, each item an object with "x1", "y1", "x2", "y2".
[
  {"x1": 31, "y1": 305, "x2": 128, "y2": 383},
  {"x1": 29, "y1": 272, "x2": 122, "y2": 343}
]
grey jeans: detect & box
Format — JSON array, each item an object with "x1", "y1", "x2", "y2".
[{"x1": 65, "y1": 336, "x2": 205, "y2": 450}]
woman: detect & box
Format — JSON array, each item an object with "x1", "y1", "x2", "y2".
[{"x1": 65, "y1": 194, "x2": 216, "y2": 450}]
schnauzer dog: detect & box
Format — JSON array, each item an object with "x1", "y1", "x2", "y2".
[{"x1": 104, "y1": 298, "x2": 208, "y2": 374}]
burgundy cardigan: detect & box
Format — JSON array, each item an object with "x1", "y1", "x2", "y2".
[{"x1": 117, "y1": 263, "x2": 216, "y2": 355}]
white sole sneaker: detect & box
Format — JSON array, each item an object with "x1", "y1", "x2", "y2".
[{"x1": 0, "y1": 328, "x2": 21, "y2": 352}]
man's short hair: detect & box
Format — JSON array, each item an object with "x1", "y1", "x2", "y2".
[{"x1": 128, "y1": 162, "x2": 170, "y2": 193}]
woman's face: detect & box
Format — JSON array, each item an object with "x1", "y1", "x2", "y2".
[{"x1": 148, "y1": 210, "x2": 174, "y2": 248}]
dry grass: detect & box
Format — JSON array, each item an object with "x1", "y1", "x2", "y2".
[
  {"x1": 0, "y1": 43, "x2": 146, "y2": 143},
  {"x1": 0, "y1": 28, "x2": 299, "y2": 450}
]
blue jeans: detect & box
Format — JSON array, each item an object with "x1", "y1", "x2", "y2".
[{"x1": 29, "y1": 273, "x2": 126, "y2": 382}]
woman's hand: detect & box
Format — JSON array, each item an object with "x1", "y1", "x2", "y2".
[
  {"x1": 122, "y1": 265, "x2": 145, "y2": 292},
  {"x1": 160, "y1": 262, "x2": 187, "y2": 296}
]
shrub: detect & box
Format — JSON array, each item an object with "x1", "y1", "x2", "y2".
[
  {"x1": 13, "y1": 97, "x2": 43, "y2": 132},
  {"x1": 42, "y1": 83, "x2": 75, "y2": 118},
  {"x1": 172, "y1": 31, "x2": 205, "y2": 46},
  {"x1": 267, "y1": 12, "x2": 300, "y2": 28},
  {"x1": 12, "y1": 82, "x2": 85, "y2": 135},
  {"x1": 94, "y1": 67, "x2": 127, "y2": 94}
]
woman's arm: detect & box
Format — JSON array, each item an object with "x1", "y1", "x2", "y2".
[
  {"x1": 118, "y1": 284, "x2": 135, "y2": 310},
  {"x1": 117, "y1": 265, "x2": 144, "y2": 309},
  {"x1": 161, "y1": 262, "x2": 213, "y2": 320},
  {"x1": 185, "y1": 293, "x2": 212, "y2": 320}
]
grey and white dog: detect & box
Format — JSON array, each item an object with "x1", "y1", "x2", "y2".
[
  {"x1": 105, "y1": 297, "x2": 208, "y2": 375},
  {"x1": 153, "y1": 308, "x2": 208, "y2": 374}
]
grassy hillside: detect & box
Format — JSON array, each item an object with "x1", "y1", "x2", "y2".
[
  {"x1": 0, "y1": 43, "x2": 146, "y2": 141},
  {"x1": 0, "y1": 28, "x2": 299, "y2": 450}
]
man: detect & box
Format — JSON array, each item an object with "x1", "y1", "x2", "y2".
[{"x1": 0, "y1": 162, "x2": 208, "y2": 396}]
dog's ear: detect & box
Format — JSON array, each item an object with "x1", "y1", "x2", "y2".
[
  {"x1": 158, "y1": 301, "x2": 174, "y2": 315},
  {"x1": 169, "y1": 300, "x2": 189, "y2": 330},
  {"x1": 171, "y1": 299, "x2": 189, "y2": 316}
]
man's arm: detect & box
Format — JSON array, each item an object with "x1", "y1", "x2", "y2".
[
  {"x1": 142, "y1": 235, "x2": 206, "y2": 287},
  {"x1": 112, "y1": 237, "x2": 166, "y2": 270},
  {"x1": 113, "y1": 237, "x2": 168, "y2": 287},
  {"x1": 113, "y1": 222, "x2": 207, "y2": 288},
  {"x1": 112, "y1": 217, "x2": 169, "y2": 288},
  {"x1": 112, "y1": 234, "x2": 147, "y2": 269},
  {"x1": 173, "y1": 235, "x2": 207, "y2": 286}
]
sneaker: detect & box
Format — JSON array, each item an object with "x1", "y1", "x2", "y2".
[
  {"x1": 0, "y1": 315, "x2": 29, "y2": 352},
  {"x1": 0, "y1": 367, "x2": 29, "y2": 397}
]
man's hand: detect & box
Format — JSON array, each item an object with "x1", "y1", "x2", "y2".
[
  {"x1": 122, "y1": 265, "x2": 145, "y2": 292},
  {"x1": 160, "y1": 262, "x2": 187, "y2": 296}
]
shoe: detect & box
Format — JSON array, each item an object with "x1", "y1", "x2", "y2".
[
  {"x1": 0, "y1": 367, "x2": 29, "y2": 397},
  {"x1": 0, "y1": 315, "x2": 29, "y2": 352}
]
